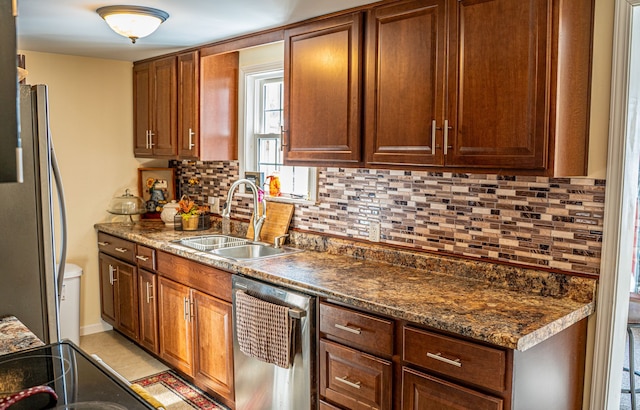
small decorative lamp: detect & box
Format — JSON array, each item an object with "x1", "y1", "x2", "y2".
[{"x1": 96, "y1": 5, "x2": 169, "y2": 44}]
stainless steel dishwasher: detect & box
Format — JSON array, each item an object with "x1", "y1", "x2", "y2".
[{"x1": 232, "y1": 274, "x2": 316, "y2": 410}]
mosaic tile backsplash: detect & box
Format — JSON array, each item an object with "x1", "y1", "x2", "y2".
[{"x1": 171, "y1": 160, "x2": 605, "y2": 276}]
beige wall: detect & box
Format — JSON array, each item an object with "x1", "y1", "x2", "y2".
[{"x1": 19, "y1": 50, "x2": 164, "y2": 334}]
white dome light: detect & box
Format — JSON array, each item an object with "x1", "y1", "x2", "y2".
[{"x1": 97, "y1": 6, "x2": 169, "y2": 44}]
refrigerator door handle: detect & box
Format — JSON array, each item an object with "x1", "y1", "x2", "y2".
[{"x1": 50, "y1": 142, "x2": 68, "y2": 303}]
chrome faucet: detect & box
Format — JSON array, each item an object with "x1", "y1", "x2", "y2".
[{"x1": 222, "y1": 178, "x2": 266, "y2": 242}]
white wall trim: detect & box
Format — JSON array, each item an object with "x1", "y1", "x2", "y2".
[
  {"x1": 590, "y1": 0, "x2": 640, "y2": 408},
  {"x1": 80, "y1": 321, "x2": 113, "y2": 336}
]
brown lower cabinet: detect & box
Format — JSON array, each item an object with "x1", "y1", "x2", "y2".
[
  {"x1": 402, "y1": 367, "x2": 503, "y2": 410},
  {"x1": 319, "y1": 300, "x2": 588, "y2": 410},
  {"x1": 98, "y1": 252, "x2": 139, "y2": 341},
  {"x1": 138, "y1": 268, "x2": 159, "y2": 354},
  {"x1": 156, "y1": 252, "x2": 235, "y2": 409}
]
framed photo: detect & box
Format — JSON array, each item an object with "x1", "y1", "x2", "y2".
[
  {"x1": 138, "y1": 167, "x2": 175, "y2": 218},
  {"x1": 245, "y1": 171, "x2": 264, "y2": 189}
]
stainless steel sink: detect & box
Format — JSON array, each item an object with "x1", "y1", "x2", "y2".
[
  {"x1": 212, "y1": 244, "x2": 288, "y2": 260},
  {"x1": 173, "y1": 234, "x2": 302, "y2": 261},
  {"x1": 174, "y1": 234, "x2": 248, "y2": 252}
]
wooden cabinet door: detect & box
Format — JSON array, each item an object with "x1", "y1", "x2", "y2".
[
  {"x1": 445, "y1": 0, "x2": 549, "y2": 170},
  {"x1": 192, "y1": 290, "x2": 234, "y2": 406},
  {"x1": 178, "y1": 51, "x2": 200, "y2": 159},
  {"x1": 138, "y1": 269, "x2": 159, "y2": 354},
  {"x1": 98, "y1": 253, "x2": 116, "y2": 326},
  {"x1": 365, "y1": 0, "x2": 446, "y2": 168},
  {"x1": 401, "y1": 367, "x2": 503, "y2": 410},
  {"x1": 284, "y1": 13, "x2": 363, "y2": 166},
  {"x1": 158, "y1": 277, "x2": 194, "y2": 376},
  {"x1": 114, "y1": 259, "x2": 139, "y2": 341},
  {"x1": 199, "y1": 51, "x2": 238, "y2": 161},
  {"x1": 133, "y1": 62, "x2": 152, "y2": 156},
  {"x1": 151, "y1": 56, "x2": 178, "y2": 157}
]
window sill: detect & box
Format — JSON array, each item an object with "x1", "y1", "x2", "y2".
[{"x1": 265, "y1": 196, "x2": 317, "y2": 206}]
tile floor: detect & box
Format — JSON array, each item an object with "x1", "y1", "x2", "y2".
[{"x1": 80, "y1": 330, "x2": 168, "y2": 382}]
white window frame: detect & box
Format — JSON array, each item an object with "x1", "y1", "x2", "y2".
[{"x1": 238, "y1": 62, "x2": 317, "y2": 203}]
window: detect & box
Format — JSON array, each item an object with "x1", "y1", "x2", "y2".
[{"x1": 241, "y1": 63, "x2": 316, "y2": 201}]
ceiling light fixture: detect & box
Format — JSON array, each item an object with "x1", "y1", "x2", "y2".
[{"x1": 97, "y1": 5, "x2": 169, "y2": 44}]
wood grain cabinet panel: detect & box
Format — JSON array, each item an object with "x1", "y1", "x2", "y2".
[
  {"x1": 402, "y1": 367, "x2": 503, "y2": 410},
  {"x1": 133, "y1": 56, "x2": 178, "y2": 158},
  {"x1": 320, "y1": 339, "x2": 392, "y2": 410},
  {"x1": 199, "y1": 51, "x2": 239, "y2": 161},
  {"x1": 365, "y1": 0, "x2": 446, "y2": 168},
  {"x1": 98, "y1": 252, "x2": 139, "y2": 341},
  {"x1": 403, "y1": 326, "x2": 507, "y2": 392},
  {"x1": 284, "y1": 13, "x2": 363, "y2": 166},
  {"x1": 192, "y1": 290, "x2": 234, "y2": 405},
  {"x1": 320, "y1": 301, "x2": 393, "y2": 357},
  {"x1": 445, "y1": 0, "x2": 549, "y2": 170},
  {"x1": 138, "y1": 269, "x2": 159, "y2": 354},
  {"x1": 158, "y1": 276, "x2": 194, "y2": 376},
  {"x1": 177, "y1": 51, "x2": 200, "y2": 159}
]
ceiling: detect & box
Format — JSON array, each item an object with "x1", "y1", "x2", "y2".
[{"x1": 17, "y1": 0, "x2": 378, "y2": 62}]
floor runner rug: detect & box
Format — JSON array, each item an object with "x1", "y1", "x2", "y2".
[{"x1": 133, "y1": 370, "x2": 227, "y2": 409}]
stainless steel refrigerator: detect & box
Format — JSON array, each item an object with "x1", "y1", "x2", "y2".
[{"x1": 0, "y1": 84, "x2": 67, "y2": 343}]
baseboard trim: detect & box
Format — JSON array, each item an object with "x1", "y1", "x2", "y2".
[{"x1": 81, "y1": 321, "x2": 113, "y2": 336}]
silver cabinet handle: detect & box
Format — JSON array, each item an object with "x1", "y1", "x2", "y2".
[
  {"x1": 427, "y1": 352, "x2": 462, "y2": 367},
  {"x1": 188, "y1": 128, "x2": 195, "y2": 149},
  {"x1": 136, "y1": 255, "x2": 149, "y2": 262},
  {"x1": 335, "y1": 376, "x2": 361, "y2": 389},
  {"x1": 183, "y1": 297, "x2": 190, "y2": 322},
  {"x1": 98, "y1": 241, "x2": 109, "y2": 246},
  {"x1": 431, "y1": 119, "x2": 436, "y2": 154},
  {"x1": 146, "y1": 282, "x2": 154, "y2": 304},
  {"x1": 280, "y1": 126, "x2": 288, "y2": 151},
  {"x1": 115, "y1": 247, "x2": 128, "y2": 253},
  {"x1": 108, "y1": 264, "x2": 115, "y2": 285},
  {"x1": 148, "y1": 131, "x2": 155, "y2": 147},
  {"x1": 334, "y1": 323, "x2": 361, "y2": 335},
  {"x1": 443, "y1": 120, "x2": 452, "y2": 155}
]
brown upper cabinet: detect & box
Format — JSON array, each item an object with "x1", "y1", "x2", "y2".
[
  {"x1": 133, "y1": 50, "x2": 238, "y2": 160},
  {"x1": 177, "y1": 51, "x2": 200, "y2": 159},
  {"x1": 283, "y1": 13, "x2": 364, "y2": 166},
  {"x1": 134, "y1": 56, "x2": 178, "y2": 157},
  {"x1": 199, "y1": 50, "x2": 239, "y2": 161},
  {"x1": 284, "y1": 0, "x2": 593, "y2": 176},
  {"x1": 366, "y1": 0, "x2": 592, "y2": 174}
]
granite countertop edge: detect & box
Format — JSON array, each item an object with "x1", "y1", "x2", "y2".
[{"x1": 95, "y1": 222, "x2": 596, "y2": 351}]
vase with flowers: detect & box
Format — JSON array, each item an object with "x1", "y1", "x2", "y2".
[{"x1": 177, "y1": 196, "x2": 203, "y2": 230}]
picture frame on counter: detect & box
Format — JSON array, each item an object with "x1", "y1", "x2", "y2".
[{"x1": 138, "y1": 167, "x2": 175, "y2": 219}]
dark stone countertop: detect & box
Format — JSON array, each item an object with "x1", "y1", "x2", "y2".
[
  {"x1": 0, "y1": 316, "x2": 44, "y2": 356},
  {"x1": 95, "y1": 221, "x2": 597, "y2": 351}
]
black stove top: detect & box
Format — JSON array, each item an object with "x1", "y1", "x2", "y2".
[{"x1": 0, "y1": 341, "x2": 154, "y2": 409}]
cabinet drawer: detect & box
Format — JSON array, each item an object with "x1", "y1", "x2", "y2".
[
  {"x1": 135, "y1": 245, "x2": 156, "y2": 271},
  {"x1": 97, "y1": 232, "x2": 135, "y2": 263},
  {"x1": 402, "y1": 367, "x2": 503, "y2": 410},
  {"x1": 320, "y1": 339, "x2": 392, "y2": 410},
  {"x1": 320, "y1": 302, "x2": 393, "y2": 356},
  {"x1": 157, "y1": 251, "x2": 231, "y2": 302},
  {"x1": 319, "y1": 400, "x2": 342, "y2": 410},
  {"x1": 403, "y1": 326, "x2": 507, "y2": 392}
]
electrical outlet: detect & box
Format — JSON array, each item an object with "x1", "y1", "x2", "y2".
[
  {"x1": 368, "y1": 221, "x2": 380, "y2": 242},
  {"x1": 209, "y1": 197, "x2": 220, "y2": 214}
]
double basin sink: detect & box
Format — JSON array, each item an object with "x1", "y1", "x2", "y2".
[{"x1": 173, "y1": 234, "x2": 301, "y2": 261}]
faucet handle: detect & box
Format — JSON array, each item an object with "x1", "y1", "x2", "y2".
[{"x1": 274, "y1": 234, "x2": 289, "y2": 248}]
